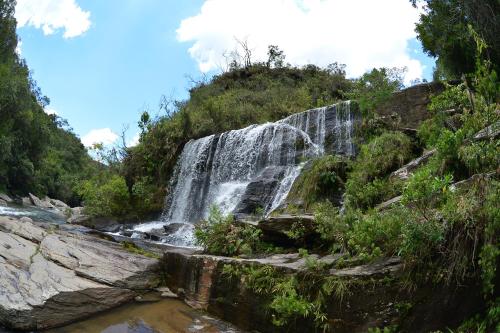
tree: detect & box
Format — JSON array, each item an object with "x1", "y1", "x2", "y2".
[
  {"x1": 266, "y1": 45, "x2": 285, "y2": 68},
  {"x1": 411, "y1": 0, "x2": 500, "y2": 78}
]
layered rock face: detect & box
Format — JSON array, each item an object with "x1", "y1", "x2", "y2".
[
  {"x1": 158, "y1": 250, "x2": 484, "y2": 333},
  {"x1": 0, "y1": 216, "x2": 159, "y2": 331}
]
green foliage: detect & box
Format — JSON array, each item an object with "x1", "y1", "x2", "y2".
[
  {"x1": 402, "y1": 165, "x2": 453, "y2": 218},
  {"x1": 222, "y1": 263, "x2": 350, "y2": 331},
  {"x1": 0, "y1": 1, "x2": 95, "y2": 203},
  {"x1": 413, "y1": 0, "x2": 500, "y2": 77},
  {"x1": 346, "y1": 67, "x2": 405, "y2": 114},
  {"x1": 77, "y1": 174, "x2": 131, "y2": 217},
  {"x1": 347, "y1": 208, "x2": 406, "y2": 261},
  {"x1": 287, "y1": 155, "x2": 347, "y2": 210},
  {"x1": 313, "y1": 201, "x2": 350, "y2": 252},
  {"x1": 345, "y1": 131, "x2": 413, "y2": 210},
  {"x1": 195, "y1": 206, "x2": 263, "y2": 256}
]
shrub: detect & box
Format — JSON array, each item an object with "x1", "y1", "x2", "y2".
[
  {"x1": 345, "y1": 131, "x2": 413, "y2": 210},
  {"x1": 287, "y1": 155, "x2": 347, "y2": 210},
  {"x1": 194, "y1": 206, "x2": 262, "y2": 256},
  {"x1": 347, "y1": 208, "x2": 406, "y2": 261},
  {"x1": 313, "y1": 201, "x2": 351, "y2": 252},
  {"x1": 401, "y1": 165, "x2": 453, "y2": 220},
  {"x1": 77, "y1": 174, "x2": 131, "y2": 217}
]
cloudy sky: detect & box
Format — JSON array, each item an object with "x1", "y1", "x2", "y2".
[{"x1": 15, "y1": 0, "x2": 434, "y2": 147}]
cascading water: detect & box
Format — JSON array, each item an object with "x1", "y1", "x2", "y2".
[{"x1": 133, "y1": 101, "x2": 359, "y2": 247}]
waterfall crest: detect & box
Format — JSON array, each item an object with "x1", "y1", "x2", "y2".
[{"x1": 135, "y1": 101, "x2": 358, "y2": 246}]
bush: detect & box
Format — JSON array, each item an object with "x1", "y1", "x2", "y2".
[
  {"x1": 194, "y1": 206, "x2": 262, "y2": 256},
  {"x1": 347, "y1": 208, "x2": 406, "y2": 261},
  {"x1": 77, "y1": 174, "x2": 131, "y2": 217},
  {"x1": 313, "y1": 201, "x2": 351, "y2": 251},
  {"x1": 345, "y1": 131, "x2": 413, "y2": 210},
  {"x1": 287, "y1": 155, "x2": 347, "y2": 210}
]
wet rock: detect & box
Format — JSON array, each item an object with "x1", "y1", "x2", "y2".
[
  {"x1": 144, "y1": 228, "x2": 166, "y2": 242},
  {"x1": 0, "y1": 216, "x2": 159, "y2": 331},
  {"x1": 233, "y1": 166, "x2": 286, "y2": 219},
  {"x1": 0, "y1": 199, "x2": 6, "y2": 207},
  {"x1": 163, "y1": 222, "x2": 188, "y2": 235}
]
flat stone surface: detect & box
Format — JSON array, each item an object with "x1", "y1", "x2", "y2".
[{"x1": 0, "y1": 216, "x2": 160, "y2": 330}]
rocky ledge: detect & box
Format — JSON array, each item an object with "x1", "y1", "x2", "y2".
[{"x1": 0, "y1": 216, "x2": 159, "y2": 331}]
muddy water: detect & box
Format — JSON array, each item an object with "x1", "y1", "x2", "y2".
[{"x1": 43, "y1": 298, "x2": 242, "y2": 333}]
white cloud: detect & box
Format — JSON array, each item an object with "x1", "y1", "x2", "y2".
[
  {"x1": 127, "y1": 133, "x2": 140, "y2": 147},
  {"x1": 15, "y1": 0, "x2": 90, "y2": 38},
  {"x1": 44, "y1": 107, "x2": 57, "y2": 115},
  {"x1": 177, "y1": 0, "x2": 424, "y2": 83},
  {"x1": 15, "y1": 41, "x2": 22, "y2": 55},
  {"x1": 81, "y1": 128, "x2": 118, "y2": 147}
]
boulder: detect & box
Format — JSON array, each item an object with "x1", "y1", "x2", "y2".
[
  {"x1": 48, "y1": 198, "x2": 69, "y2": 210},
  {"x1": 21, "y1": 197, "x2": 32, "y2": 206},
  {"x1": 237, "y1": 214, "x2": 318, "y2": 246},
  {"x1": 0, "y1": 216, "x2": 159, "y2": 331},
  {"x1": 233, "y1": 166, "x2": 286, "y2": 219},
  {"x1": 0, "y1": 193, "x2": 12, "y2": 203},
  {"x1": 163, "y1": 222, "x2": 188, "y2": 235},
  {"x1": 67, "y1": 207, "x2": 91, "y2": 224},
  {"x1": 28, "y1": 193, "x2": 54, "y2": 210}
]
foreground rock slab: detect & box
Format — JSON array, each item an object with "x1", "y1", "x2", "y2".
[{"x1": 0, "y1": 216, "x2": 159, "y2": 331}]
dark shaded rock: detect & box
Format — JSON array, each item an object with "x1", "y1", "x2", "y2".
[
  {"x1": 233, "y1": 166, "x2": 286, "y2": 219},
  {"x1": 0, "y1": 200, "x2": 6, "y2": 207},
  {"x1": 163, "y1": 222, "x2": 188, "y2": 235},
  {"x1": 144, "y1": 228, "x2": 166, "y2": 242},
  {"x1": 375, "y1": 82, "x2": 445, "y2": 129}
]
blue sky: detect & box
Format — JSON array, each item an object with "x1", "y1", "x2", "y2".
[{"x1": 15, "y1": 0, "x2": 435, "y2": 147}]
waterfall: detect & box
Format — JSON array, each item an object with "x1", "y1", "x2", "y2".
[{"x1": 134, "y1": 101, "x2": 358, "y2": 247}]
